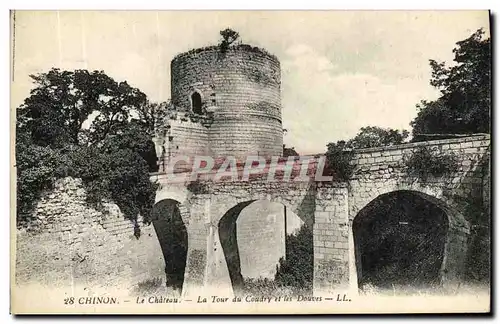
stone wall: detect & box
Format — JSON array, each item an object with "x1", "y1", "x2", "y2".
[
  {"x1": 237, "y1": 201, "x2": 285, "y2": 279},
  {"x1": 209, "y1": 114, "x2": 283, "y2": 159},
  {"x1": 171, "y1": 45, "x2": 281, "y2": 114},
  {"x1": 312, "y1": 185, "x2": 350, "y2": 293},
  {"x1": 482, "y1": 149, "x2": 491, "y2": 212},
  {"x1": 15, "y1": 177, "x2": 166, "y2": 290},
  {"x1": 168, "y1": 118, "x2": 210, "y2": 158}
]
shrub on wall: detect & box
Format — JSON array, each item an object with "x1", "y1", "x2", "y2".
[
  {"x1": 402, "y1": 146, "x2": 459, "y2": 181},
  {"x1": 64, "y1": 146, "x2": 159, "y2": 224},
  {"x1": 274, "y1": 223, "x2": 314, "y2": 293},
  {"x1": 16, "y1": 136, "x2": 159, "y2": 227},
  {"x1": 15, "y1": 132, "x2": 68, "y2": 223},
  {"x1": 239, "y1": 223, "x2": 314, "y2": 296},
  {"x1": 186, "y1": 180, "x2": 210, "y2": 194},
  {"x1": 325, "y1": 141, "x2": 355, "y2": 182}
]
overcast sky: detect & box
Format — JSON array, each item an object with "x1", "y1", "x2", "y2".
[{"x1": 11, "y1": 10, "x2": 490, "y2": 154}]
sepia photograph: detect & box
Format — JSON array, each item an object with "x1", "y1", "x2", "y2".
[{"x1": 10, "y1": 10, "x2": 491, "y2": 314}]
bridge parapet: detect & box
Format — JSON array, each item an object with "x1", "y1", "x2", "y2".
[{"x1": 351, "y1": 134, "x2": 490, "y2": 167}]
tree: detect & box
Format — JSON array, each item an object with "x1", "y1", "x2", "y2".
[
  {"x1": 325, "y1": 126, "x2": 408, "y2": 181},
  {"x1": 219, "y1": 28, "x2": 240, "y2": 52},
  {"x1": 346, "y1": 126, "x2": 409, "y2": 149},
  {"x1": 283, "y1": 144, "x2": 299, "y2": 157},
  {"x1": 275, "y1": 223, "x2": 313, "y2": 292},
  {"x1": 220, "y1": 28, "x2": 239, "y2": 46},
  {"x1": 411, "y1": 28, "x2": 491, "y2": 137},
  {"x1": 325, "y1": 140, "x2": 355, "y2": 182},
  {"x1": 16, "y1": 68, "x2": 161, "y2": 225},
  {"x1": 326, "y1": 126, "x2": 408, "y2": 154},
  {"x1": 135, "y1": 100, "x2": 171, "y2": 137},
  {"x1": 18, "y1": 68, "x2": 148, "y2": 148}
]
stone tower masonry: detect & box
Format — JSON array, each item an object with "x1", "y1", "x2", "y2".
[{"x1": 155, "y1": 43, "x2": 284, "y2": 169}]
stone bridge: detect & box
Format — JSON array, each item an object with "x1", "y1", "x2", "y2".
[{"x1": 150, "y1": 134, "x2": 490, "y2": 297}]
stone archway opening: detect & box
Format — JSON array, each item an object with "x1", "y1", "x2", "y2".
[
  {"x1": 218, "y1": 200, "x2": 310, "y2": 296},
  {"x1": 151, "y1": 199, "x2": 188, "y2": 296},
  {"x1": 353, "y1": 190, "x2": 451, "y2": 294}
]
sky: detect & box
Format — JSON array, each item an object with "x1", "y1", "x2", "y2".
[{"x1": 11, "y1": 10, "x2": 490, "y2": 154}]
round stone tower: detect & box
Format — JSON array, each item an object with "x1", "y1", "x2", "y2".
[{"x1": 170, "y1": 44, "x2": 283, "y2": 159}]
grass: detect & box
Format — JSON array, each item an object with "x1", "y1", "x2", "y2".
[
  {"x1": 359, "y1": 282, "x2": 490, "y2": 297},
  {"x1": 242, "y1": 277, "x2": 312, "y2": 297},
  {"x1": 131, "y1": 277, "x2": 182, "y2": 297}
]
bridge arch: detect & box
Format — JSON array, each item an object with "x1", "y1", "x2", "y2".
[
  {"x1": 217, "y1": 198, "x2": 312, "y2": 296},
  {"x1": 151, "y1": 198, "x2": 189, "y2": 295},
  {"x1": 155, "y1": 186, "x2": 190, "y2": 207},
  {"x1": 210, "y1": 182, "x2": 318, "y2": 227},
  {"x1": 349, "y1": 181, "x2": 470, "y2": 230},
  {"x1": 352, "y1": 189, "x2": 470, "y2": 293}
]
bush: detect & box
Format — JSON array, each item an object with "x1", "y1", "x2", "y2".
[
  {"x1": 15, "y1": 132, "x2": 66, "y2": 223},
  {"x1": 186, "y1": 180, "x2": 209, "y2": 194},
  {"x1": 16, "y1": 134, "x2": 158, "y2": 227},
  {"x1": 403, "y1": 146, "x2": 459, "y2": 181},
  {"x1": 132, "y1": 277, "x2": 182, "y2": 297},
  {"x1": 325, "y1": 141, "x2": 355, "y2": 182},
  {"x1": 274, "y1": 224, "x2": 313, "y2": 293},
  {"x1": 237, "y1": 224, "x2": 314, "y2": 297},
  {"x1": 136, "y1": 277, "x2": 163, "y2": 293},
  {"x1": 242, "y1": 278, "x2": 292, "y2": 297},
  {"x1": 72, "y1": 146, "x2": 159, "y2": 224}
]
